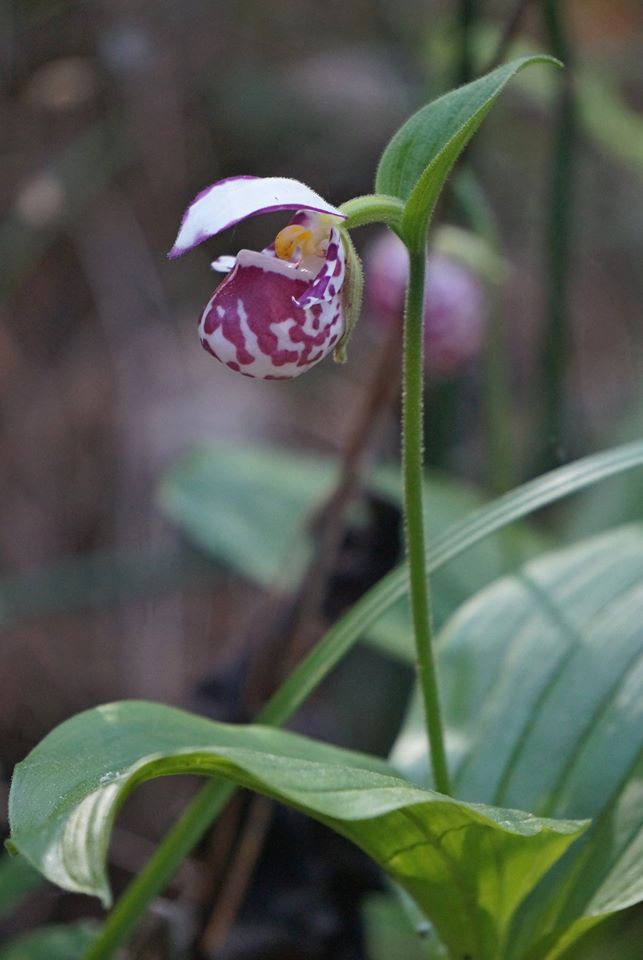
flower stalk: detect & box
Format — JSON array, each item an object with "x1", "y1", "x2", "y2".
[{"x1": 402, "y1": 246, "x2": 452, "y2": 796}]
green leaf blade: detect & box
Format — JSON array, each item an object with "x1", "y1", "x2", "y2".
[
  {"x1": 393, "y1": 525, "x2": 643, "y2": 959},
  {"x1": 375, "y1": 56, "x2": 561, "y2": 249},
  {"x1": 9, "y1": 701, "x2": 585, "y2": 960}
]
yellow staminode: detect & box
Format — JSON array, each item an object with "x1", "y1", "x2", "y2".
[{"x1": 274, "y1": 220, "x2": 329, "y2": 262}]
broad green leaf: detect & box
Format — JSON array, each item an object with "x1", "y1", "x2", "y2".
[
  {"x1": 0, "y1": 924, "x2": 96, "y2": 960},
  {"x1": 9, "y1": 702, "x2": 585, "y2": 960},
  {"x1": 159, "y1": 443, "x2": 544, "y2": 659},
  {"x1": 393, "y1": 525, "x2": 643, "y2": 959},
  {"x1": 375, "y1": 57, "x2": 560, "y2": 250}
]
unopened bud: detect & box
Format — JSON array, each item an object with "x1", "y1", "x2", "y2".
[{"x1": 364, "y1": 230, "x2": 487, "y2": 378}]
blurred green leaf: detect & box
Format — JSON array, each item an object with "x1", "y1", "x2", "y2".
[
  {"x1": 362, "y1": 892, "x2": 440, "y2": 960},
  {"x1": 577, "y1": 71, "x2": 643, "y2": 175},
  {"x1": 0, "y1": 852, "x2": 45, "y2": 918},
  {"x1": 0, "y1": 923, "x2": 96, "y2": 960},
  {"x1": 0, "y1": 548, "x2": 213, "y2": 630},
  {"x1": 159, "y1": 443, "x2": 544, "y2": 660},
  {"x1": 393, "y1": 525, "x2": 643, "y2": 959},
  {"x1": 158, "y1": 445, "x2": 336, "y2": 588},
  {"x1": 561, "y1": 906, "x2": 643, "y2": 960},
  {"x1": 375, "y1": 57, "x2": 560, "y2": 249},
  {"x1": 564, "y1": 406, "x2": 643, "y2": 543},
  {"x1": 9, "y1": 702, "x2": 585, "y2": 960}
]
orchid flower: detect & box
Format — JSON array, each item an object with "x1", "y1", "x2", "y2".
[{"x1": 169, "y1": 176, "x2": 348, "y2": 380}]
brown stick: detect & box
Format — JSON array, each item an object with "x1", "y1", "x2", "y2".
[{"x1": 199, "y1": 795, "x2": 274, "y2": 954}]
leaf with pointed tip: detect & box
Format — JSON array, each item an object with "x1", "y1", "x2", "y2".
[
  {"x1": 375, "y1": 57, "x2": 561, "y2": 250},
  {"x1": 393, "y1": 525, "x2": 643, "y2": 959},
  {"x1": 9, "y1": 702, "x2": 585, "y2": 960}
]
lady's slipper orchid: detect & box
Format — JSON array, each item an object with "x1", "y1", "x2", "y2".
[{"x1": 169, "y1": 176, "x2": 347, "y2": 380}]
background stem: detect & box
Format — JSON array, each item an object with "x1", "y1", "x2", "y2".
[
  {"x1": 538, "y1": 0, "x2": 578, "y2": 472},
  {"x1": 402, "y1": 249, "x2": 452, "y2": 796},
  {"x1": 455, "y1": 0, "x2": 479, "y2": 85}
]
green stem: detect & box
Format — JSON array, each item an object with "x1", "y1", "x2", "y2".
[{"x1": 402, "y1": 248, "x2": 452, "y2": 796}]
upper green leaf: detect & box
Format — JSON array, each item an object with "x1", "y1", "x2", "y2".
[
  {"x1": 9, "y1": 701, "x2": 585, "y2": 960},
  {"x1": 375, "y1": 57, "x2": 561, "y2": 250}
]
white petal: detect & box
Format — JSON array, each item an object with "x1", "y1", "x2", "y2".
[
  {"x1": 168, "y1": 176, "x2": 346, "y2": 258},
  {"x1": 210, "y1": 255, "x2": 237, "y2": 273}
]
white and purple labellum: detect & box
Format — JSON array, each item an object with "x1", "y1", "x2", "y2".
[
  {"x1": 169, "y1": 176, "x2": 347, "y2": 379},
  {"x1": 199, "y1": 220, "x2": 345, "y2": 379}
]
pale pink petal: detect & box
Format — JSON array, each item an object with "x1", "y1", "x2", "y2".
[{"x1": 168, "y1": 176, "x2": 345, "y2": 258}]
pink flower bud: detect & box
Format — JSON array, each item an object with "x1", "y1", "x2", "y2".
[{"x1": 365, "y1": 231, "x2": 487, "y2": 377}]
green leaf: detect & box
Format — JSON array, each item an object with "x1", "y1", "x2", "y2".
[
  {"x1": 0, "y1": 851, "x2": 45, "y2": 918},
  {"x1": 0, "y1": 924, "x2": 96, "y2": 960},
  {"x1": 375, "y1": 57, "x2": 561, "y2": 250},
  {"x1": 564, "y1": 404, "x2": 643, "y2": 543},
  {"x1": 393, "y1": 525, "x2": 643, "y2": 959},
  {"x1": 9, "y1": 702, "x2": 585, "y2": 960},
  {"x1": 158, "y1": 444, "x2": 335, "y2": 588}
]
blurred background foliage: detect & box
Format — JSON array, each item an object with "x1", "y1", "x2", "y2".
[{"x1": 1, "y1": 1, "x2": 642, "y2": 957}]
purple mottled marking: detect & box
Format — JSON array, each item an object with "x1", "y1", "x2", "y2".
[{"x1": 196, "y1": 214, "x2": 345, "y2": 379}]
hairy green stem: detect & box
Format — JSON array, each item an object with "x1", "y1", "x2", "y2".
[{"x1": 402, "y1": 249, "x2": 452, "y2": 796}]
